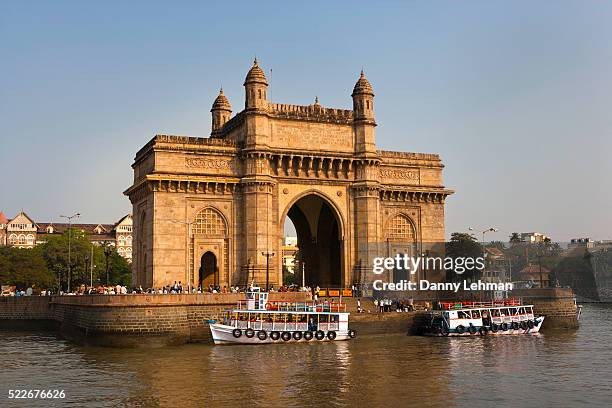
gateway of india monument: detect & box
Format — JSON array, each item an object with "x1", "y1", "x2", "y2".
[{"x1": 125, "y1": 59, "x2": 453, "y2": 291}]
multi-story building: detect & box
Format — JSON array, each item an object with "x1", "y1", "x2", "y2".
[
  {"x1": 0, "y1": 211, "x2": 133, "y2": 261},
  {"x1": 282, "y1": 236, "x2": 298, "y2": 275},
  {"x1": 520, "y1": 232, "x2": 550, "y2": 244},
  {"x1": 0, "y1": 212, "x2": 8, "y2": 246}
]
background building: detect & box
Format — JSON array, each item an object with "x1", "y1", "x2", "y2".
[
  {"x1": 520, "y1": 232, "x2": 550, "y2": 243},
  {"x1": 0, "y1": 211, "x2": 133, "y2": 262}
]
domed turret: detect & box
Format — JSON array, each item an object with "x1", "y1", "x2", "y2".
[
  {"x1": 211, "y1": 88, "x2": 232, "y2": 133},
  {"x1": 244, "y1": 58, "x2": 268, "y2": 110},
  {"x1": 352, "y1": 70, "x2": 375, "y2": 122},
  {"x1": 352, "y1": 70, "x2": 374, "y2": 97},
  {"x1": 244, "y1": 58, "x2": 268, "y2": 86}
]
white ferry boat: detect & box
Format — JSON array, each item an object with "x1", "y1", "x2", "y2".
[
  {"x1": 207, "y1": 287, "x2": 356, "y2": 345},
  {"x1": 423, "y1": 299, "x2": 545, "y2": 336}
]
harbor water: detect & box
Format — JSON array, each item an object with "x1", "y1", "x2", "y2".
[{"x1": 1, "y1": 304, "x2": 610, "y2": 407}]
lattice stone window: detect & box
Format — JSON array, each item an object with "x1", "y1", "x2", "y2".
[
  {"x1": 192, "y1": 208, "x2": 226, "y2": 236},
  {"x1": 387, "y1": 214, "x2": 415, "y2": 240}
]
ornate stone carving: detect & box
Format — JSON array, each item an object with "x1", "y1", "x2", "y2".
[
  {"x1": 379, "y1": 168, "x2": 419, "y2": 181},
  {"x1": 185, "y1": 158, "x2": 235, "y2": 170}
]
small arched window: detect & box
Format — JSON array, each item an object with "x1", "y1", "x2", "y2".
[
  {"x1": 386, "y1": 214, "x2": 416, "y2": 242},
  {"x1": 366, "y1": 100, "x2": 370, "y2": 110},
  {"x1": 18, "y1": 234, "x2": 26, "y2": 245},
  {"x1": 258, "y1": 89, "x2": 262, "y2": 99},
  {"x1": 8, "y1": 234, "x2": 18, "y2": 245},
  {"x1": 192, "y1": 207, "x2": 227, "y2": 237}
]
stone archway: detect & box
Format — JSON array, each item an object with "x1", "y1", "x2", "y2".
[
  {"x1": 199, "y1": 251, "x2": 217, "y2": 289},
  {"x1": 283, "y1": 193, "x2": 343, "y2": 287},
  {"x1": 385, "y1": 213, "x2": 418, "y2": 283}
]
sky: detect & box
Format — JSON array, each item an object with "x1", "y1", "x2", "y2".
[{"x1": 1, "y1": 1, "x2": 611, "y2": 242}]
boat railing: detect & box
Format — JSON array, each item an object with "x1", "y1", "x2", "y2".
[
  {"x1": 234, "y1": 300, "x2": 347, "y2": 313},
  {"x1": 439, "y1": 298, "x2": 523, "y2": 310},
  {"x1": 230, "y1": 321, "x2": 340, "y2": 331}
]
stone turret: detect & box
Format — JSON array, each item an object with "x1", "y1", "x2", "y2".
[
  {"x1": 352, "y1": 70, "x2": 375, "y2": 123},
  {"x1": 352, "y1": 70, "x2": 377, "y2": 155},
  {"x1": 211, "y1": 88, "x2": 232, "y2": 134},
  {"x1": 244, "y1": 58, "x2": 268, "y2": 111}
]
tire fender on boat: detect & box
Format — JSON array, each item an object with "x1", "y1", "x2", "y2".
[
  {"x1": 270, "y1": 331, "x2": 280, "y2": 341},
  {"x1": 479, "y1": 327, "x2": 488, "y2": 336},
  {"x1": 315, "y1": 330, "x2": 325, "y2": 340},
  {"x1": 527, "y1": 320, "x2": 535, "y2": 329},
  {"x1": 327, "y1": 331, "x2": 337, "y2": 340},
  {"x1": 292, "y1": 331, "x2": 303, "y2": 341},
  {"x1": 468, "y1": 325, "x2": 477, "y2": 335},
  {"x1": 490, "y1": 323, "x2": 499, "y2": 333},
  {"x1": 245, "y1": 328, "x2": 255, "y2": 338},
  {"x1": 304, "y1": 331, "x2": 314, "y2": 341},
  {"x1": 456, "y1": 325, "x2": 466, "y2": 334},
  {"x1": 232, "y1": 329, "x2": 242, "y2": 338},
  {"x1": 281, "y1": 331, "x2": 292, "y2": 341},
  {"x1": 348, "y1": 329, "x2": 357, "y2": 339},
  {"x1": 520, "y1": 321, "x2": 528, "y2": 330},
  {"x1": 501, "y1": 323, "x2": 509, "y2": 331},
  {"x1": 257, "y1": 330, "x2": 267, "y2": 341},
  {"x1": 511, "y1": 322, "x2": 519, "y2": 330}
]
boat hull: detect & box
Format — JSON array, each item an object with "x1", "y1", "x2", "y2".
[
  {"x1": 209, "y1": 323, "x2": 352, "y2": 345},
  {"x1": 424, "y1": 316, "x2": 545, "y2": 337}
]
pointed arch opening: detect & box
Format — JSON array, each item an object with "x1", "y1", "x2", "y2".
[{"x1": 282, "y1": 192, "x2": 344, "y2": 288}]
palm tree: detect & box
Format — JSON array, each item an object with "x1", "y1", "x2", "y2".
[{"x1": 509, "y1": 232, "x2": 521, "y2": 244}]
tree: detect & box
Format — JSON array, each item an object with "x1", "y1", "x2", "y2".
[
  {"x1": 445, "y1": 232, "x2": 483, "y2": 282},
  {"x1": 509, "y1": 232, "x2": 521, "y2": 244},
  {"x1": 487, "y1": 241, "x2": 506, "y2": 250},
  {"x1": 0, "y1": 246, "x2": 54, "y2": 290},
  {"x1": 107, "y1": 250, "x2": 131, "y2": 286},
  {"x1": 38, "y1": 229, "x2": 109, "y2": 290}
]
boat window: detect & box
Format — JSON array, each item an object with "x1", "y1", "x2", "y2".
[
  {"x1": 519, "y1": 307, "x2": 526, "y2": 314},
  {"x1": 472, "y1": 310, "x2": 481, "y2": 318},
  {"x1": 513, "y1": 308, "x2": 520, "y2": 315},
  {"x1": 458, "y1": 311, "x2": 470, "y2": 319},
  {"x1": 320, "y1": 314, "x2": 329, "y2": 323},
  {"x1": 330, "y1": 315, "x2": 339, "y2": 323},
  {"x1": 500, "y1": 308, "x2": 509, "y2": 316},
  {"x1": 491, "y1": 309, "x2": 501, "y2": 317}
]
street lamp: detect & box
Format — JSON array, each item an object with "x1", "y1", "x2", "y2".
[
  {"x1": 468, "y1": 226, "x2": 498, "y2": 249},
  {"x1": 104, "y1": 244, "x2": 112, "y2": 286},
  {"x1": 60, "y1": 212, "x2": 80, "y2": 293},
  {"x1": 262, "y1": 251, "x2": 275, "y2": 291},
  {"x1": 469, "y1": 226, "x2": 498, "y2": 279}
]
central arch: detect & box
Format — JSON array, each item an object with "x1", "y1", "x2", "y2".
[{"x1": 282, "y1": 192, "x2": 343, "y2": 287}]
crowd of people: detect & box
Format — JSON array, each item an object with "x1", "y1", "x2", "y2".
[
  {"x1": 4, "y1": 283, "x2": 418, "y2": 316},
  {"x1": 374, "y1": 298, "x2": 415, "y2": 313}
]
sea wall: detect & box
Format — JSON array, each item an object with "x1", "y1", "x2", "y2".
[
  {"x1": 510, "y1": 288, "x2": 579, "y2": 329},
  {"x1": 0, "y1": 293, "x2": 309, "y2": 347}
]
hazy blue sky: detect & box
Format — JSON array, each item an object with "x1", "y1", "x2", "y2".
[{"x1": 1, "y1": 1, "x2": 611, "y2": 241}]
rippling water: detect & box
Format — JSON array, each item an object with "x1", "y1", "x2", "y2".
[{"x1": 1, "y1": 304, "x2": 611, "y2": 408}]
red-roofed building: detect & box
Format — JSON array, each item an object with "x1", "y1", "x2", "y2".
[
  {"x1": 518, "y1": 265, "x2": 550, "y2": 288},
  {"x1": 0, "y1": 211, "x2": 132, "y2": 261}
]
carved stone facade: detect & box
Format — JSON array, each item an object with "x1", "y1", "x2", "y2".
[{"x1": 125, "y1": 60, "x2": 453, "y2": 290}]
